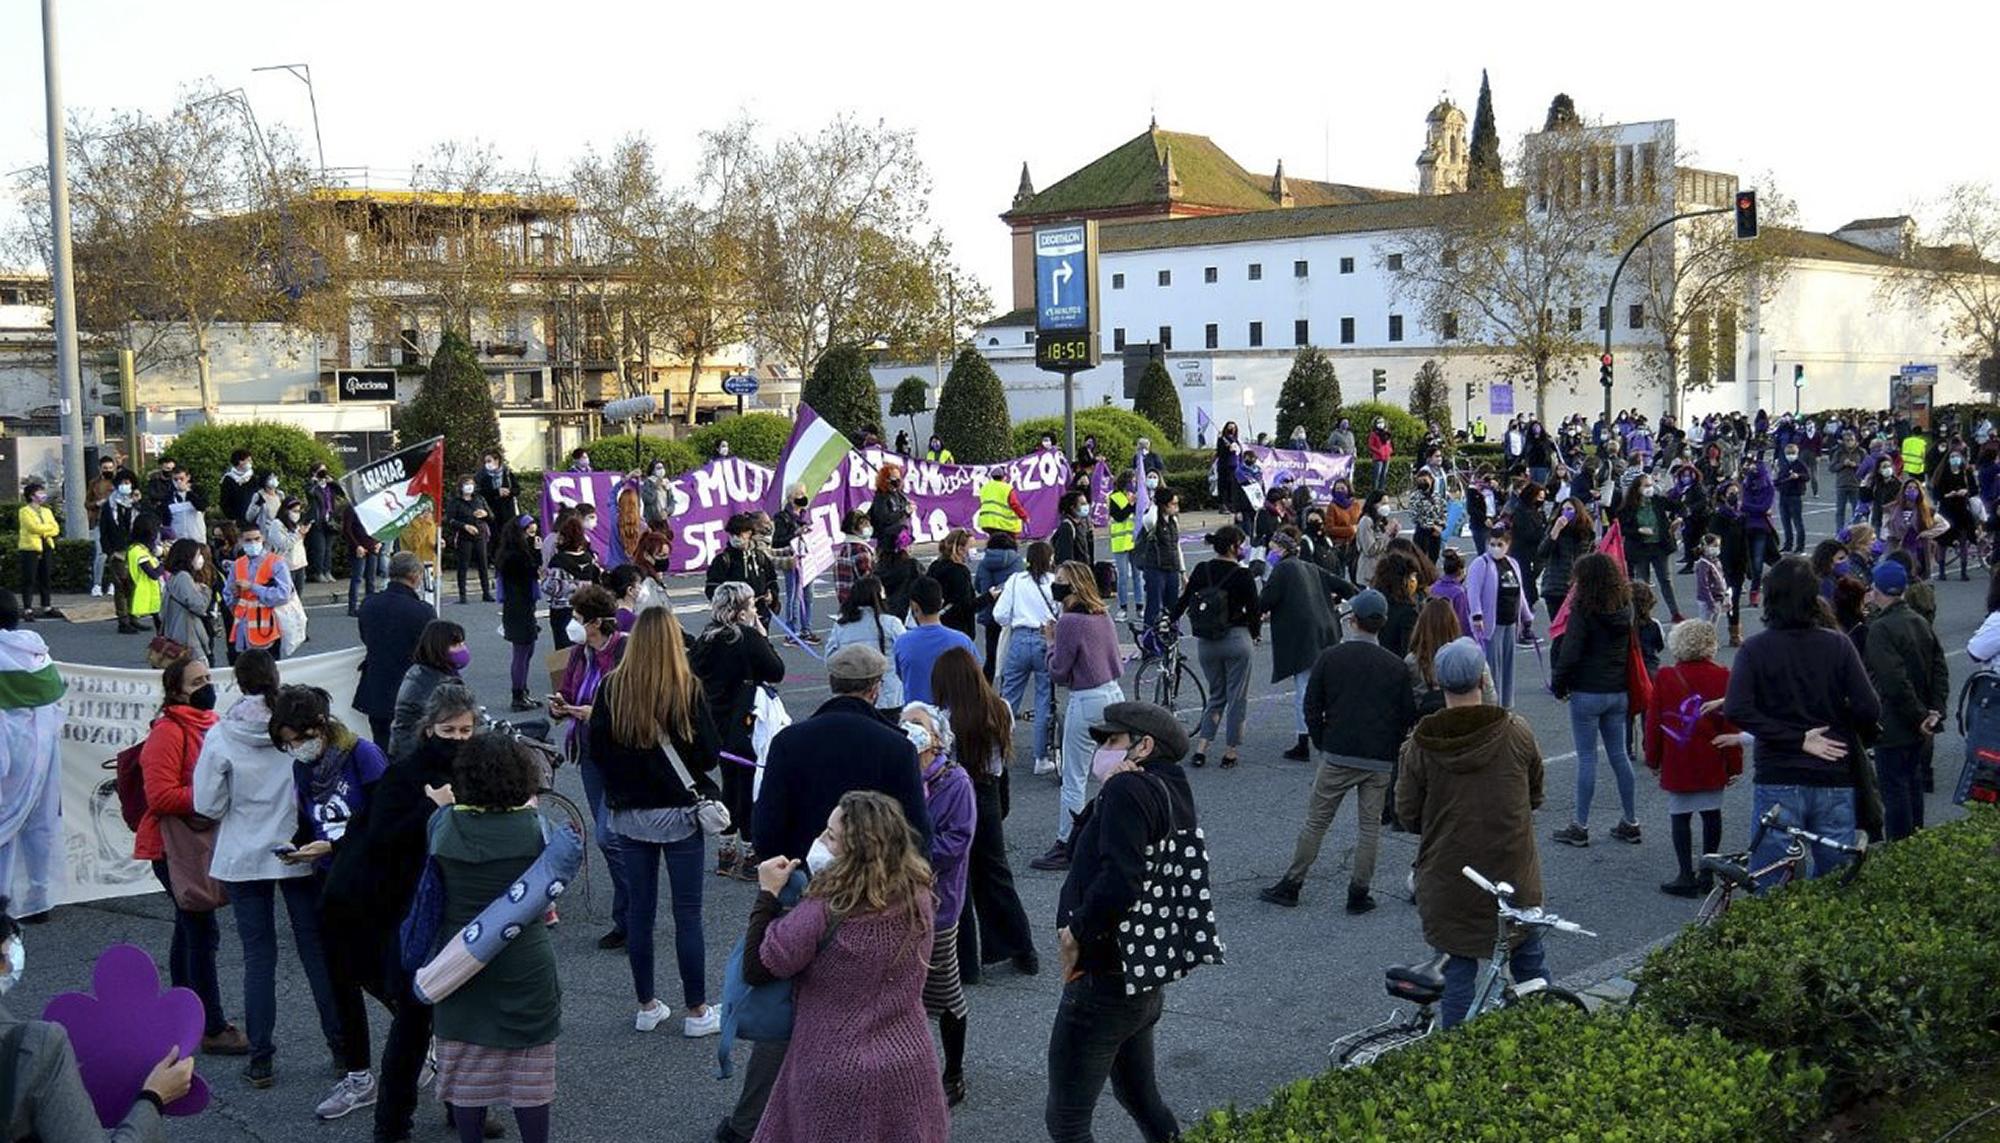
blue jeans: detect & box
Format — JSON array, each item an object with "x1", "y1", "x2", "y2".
[
  {"x1": 1746, "y1": 530, "x2": 1771, "y2": 581},
  {"x1": 1568, "y1": 690, "x2": 1636, "y2": 827},
  {"x1": 782, "y1": 567, "x2": 813, "y2": 633},
  {"x1": 1440, "y1": 932, "x2": 1546, "y2": 1029},
  {"x1": 1291, "y1": 671, "x2": 1311, "y2": 736},
  {"x1": 619, "y1": 832, "x2": 707, "y2": 1008},
  {"x1": 152, "y1": 861, "x2": 227, "y2": 1037},
  {"x1": 577, "y1": 748, "x2": 632, "y2": 932},
  {"x1": 1835, "y1": 487, "x2": 1861, "y2": 528},
  {"x1": 1750, "y1": 783, "x2": 1858, "y2": 882},
  {"x1": 229, "y1": 875, "x2": 342, "y2": 1065},
  {"x1": 1060, "y1": 682, "x2": 1124, "y2": 843},
  {"x1": 1141, "y1": 569, "x2": 1179, "y2": 631},
  {"x1": 1112, "y1": 550, "x2": 1138, "y2": 614},
  {"x1": 1372, "y1": 458, "x2": 1389, "y2": 490},
  {"x1": 1874, "y1": 744, "x2": 1926, "y2": 842},
  {"x1": 1001, "y1": 628, "x2": 1055, "y2": 761},
  {"x1": 348, "y1": 549, "x2": 382, "y2": 610}
]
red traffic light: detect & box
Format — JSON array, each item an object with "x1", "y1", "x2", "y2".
[
  {"x1": 1600, "y1": 354, "x2": 1613, "y2": 366},
  {"x1": 1737, "y1": 194, "x2": 1753, "y2": 210}
]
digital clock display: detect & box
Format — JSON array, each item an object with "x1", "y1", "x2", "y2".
[{"x1": 1036, "y1": 331, "x2": 1100, "y2": 372}]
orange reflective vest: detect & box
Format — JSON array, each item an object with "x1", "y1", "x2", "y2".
[{"x1": 231, "y1": 553, "x2": 282, "y2": 649}]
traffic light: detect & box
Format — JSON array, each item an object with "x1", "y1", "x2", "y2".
[
  {"x1": 1464, "y1": 381, "x2": 1475, "y2": 404},
  {"x1": 1734, "y1": 190, "x2": 1758, "y2": 240},
  {"x1": 1372, "y1": 369, "x2": 1387, "y2": 399},
  {"x1": 1793, "y1": 363, "x2": 1805, "y2": 388},
  {"x1": 1599, "y1": 353, "x2": 1614, "y2": 389}
]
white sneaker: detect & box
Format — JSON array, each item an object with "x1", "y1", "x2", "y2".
[
  {"x1": 89, "y1": 585, "x2": 103, "y2": 597},
  {"x1": 314, "y1": 1071, "x2": 377, "y2": 1120},
  {"x1": 1033, "y1": 755, "x2": 1058, "y2": 776},
  {"x1": 635, "y1": 1002, "x2": 672, "y2": 1032},
  {"x1": 683, "y1": 1006, "x2": 722, "y2": 1038}
]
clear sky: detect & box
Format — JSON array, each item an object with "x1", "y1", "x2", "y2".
[{"x1": 2, "y1": 0, "x2": 1985, "y2": 314}]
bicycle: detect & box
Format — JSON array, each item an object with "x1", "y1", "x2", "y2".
[
  {"x1": 1329, "y1": 866, "x2": 1595, "y2": 1067},
  {"x1": 1129, "y1": 622, "x2": 1206, "y2": 716},
  {"x1": 1693, "y1": 803, "x2": 1868, "y2": 925}
]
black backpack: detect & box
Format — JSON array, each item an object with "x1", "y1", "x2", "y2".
[{"x1": 1187, "y1": 565, "x2": 1234, "y2": 640}]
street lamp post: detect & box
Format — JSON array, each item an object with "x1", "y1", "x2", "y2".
[
  {"x1": 40, "y1": 0, "x2": 88, "y2": 538},
  {"x1": 252, "y1": 62, "x2": 324, "y2": 174},
  {"x1": 1601, "y1": 205, "x2": 1731, "y2": 429}
]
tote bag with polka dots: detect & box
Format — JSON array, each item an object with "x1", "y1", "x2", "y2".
[{"x1": 1117, "y1": 772, "x2": 1225, "y2": 995}]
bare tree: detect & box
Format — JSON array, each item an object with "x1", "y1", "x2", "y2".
[{"x1": 1888, "y1": 182, "x2": 2000, "y2": 386}]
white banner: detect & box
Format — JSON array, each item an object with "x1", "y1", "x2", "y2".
[{"x1": 42, "y1": 647, "x2": 367, "y2": 908}]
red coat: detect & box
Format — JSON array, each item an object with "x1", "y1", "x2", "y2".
[
  {"x1": 1643, "y1": 657, "x2": 1743, "y2": 793},
  {"x1": 1368, "y1": 430, "x2": 1395, "y2": 462},
  {"x1": 132, "y1": 703, "x2": 218, "y2": 861}
]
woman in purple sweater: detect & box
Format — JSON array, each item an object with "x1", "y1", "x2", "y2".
[
  {"x1": 1739, "y1": 457, "x2": 1778, "y2": 600},
  {"x1": 1032, "y1": 561, "x2": 1127, "y2": 873},
  {"x1": 900, "y1": 701, "x2": 975, "y2": 1105}
]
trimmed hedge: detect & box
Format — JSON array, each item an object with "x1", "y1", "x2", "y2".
[
  {"x1": 161, "y1": 423, "x2": 344, "y2": 500},
  {"x1": 580, "y1": 436, "x2": 703, "y2": 477},
  {"x1": 0, "y1": 538, "x2": 96, "y2": 594},
  {"x1": 1188, "y1": 1005, "x2": 1822, "y2": 1143},
  {"x1": 1012, "y1": 408, "x2": 1173, "y2": 469},
  {"x1": 1345, "y1": 401, "x2": 1429, "y2": 457},
  {"x1": 1636, "y1": 809, "x2": 2000, "y2": 1103},
  {"x1": 687, "y1": 413, "x2": 792, "y2": 464},
  {"x1": 1159, "y1": 456, "x2": 1414, "y2": 510}
]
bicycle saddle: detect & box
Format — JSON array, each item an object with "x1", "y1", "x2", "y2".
[
  {"x1": 1698, "y1": 854, "x2": 1756, "y2": 890},
  {"x1": 1385, "y1": 958, "x2": 1447, "y2": 1003}
]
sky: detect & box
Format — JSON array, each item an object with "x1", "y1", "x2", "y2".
[{"x1": 2, "y1": 0, "x2": 1988, "y2": 315}]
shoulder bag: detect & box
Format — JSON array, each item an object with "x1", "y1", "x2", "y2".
[
  {"x1": 1117, "y1": 771, "x2": 1225, "y2": 995},
  {"x1": 158, "y1": 813, "x2": 229, "y2": 913},
  {"x1": 663, "y1": 733, "x2": 732, "y2": 835}
]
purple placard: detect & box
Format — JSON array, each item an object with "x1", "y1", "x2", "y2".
[
  {"x1": 1243, "y1": 444, "x2": 1357, "y2": 500},
  {"x1": 42, "y1": 943, "x2": 210, "y2": 1125},
  {"x1": 1490, "y1": 383, "x2": 1514, "y2": 416}
]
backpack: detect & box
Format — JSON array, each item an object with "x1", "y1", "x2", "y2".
[
  {"x1": 1187, "y1": 566, "x2": 1234, "y2": 641},
  {"x1": 538, "y1": 563, "x2": 577, "y2": 608},
  {"x1": 113, "y1": 737, "x2": 150, "y2": 832}
]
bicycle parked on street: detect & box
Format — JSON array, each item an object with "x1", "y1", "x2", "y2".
[
  {"x1": 1693, "y1": 804, "x2": 1868, "y2": 925},
  {"x1": 1129, "y1": 621, "x2": 1206, "y2": 716},
  {"x1": 1329, "y1": 866, "x2": 1595, "y2": 1067}
]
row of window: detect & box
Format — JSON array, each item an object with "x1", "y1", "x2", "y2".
[
  {"x1": 1110, "y1": 254, "x2": 1396, "y2": 291},
  {"x1": 1111, "y1": 313, "x2": 1419, "y2": 352}
]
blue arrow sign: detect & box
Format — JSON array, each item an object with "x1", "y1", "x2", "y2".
[
  {"x1": 1034, "y1": 224, "x2": 1089, "y2": 332},
  {"x1": 721, "y1": 374, "x2": 760, "y2": 396}
]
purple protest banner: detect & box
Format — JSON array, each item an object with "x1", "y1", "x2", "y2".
[{"x1": 1244, "y1": 444, "x2": 1356, "y2": 500}]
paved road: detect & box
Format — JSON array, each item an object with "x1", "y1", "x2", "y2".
[{"x1": 10, "y1": 490, "x2": 1982, "y2": 1142}]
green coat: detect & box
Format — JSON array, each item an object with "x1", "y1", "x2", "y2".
[{"x1": 429, "y1": 807, "x2": 561, "y2": 1048}]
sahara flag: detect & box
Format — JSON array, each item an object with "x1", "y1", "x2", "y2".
[
  {"x1": 768, "y1": 403, "x2": 853, "y2": 516},
  {"x1": 338, "y1": 436, "x2": 444, "y2": 544}
]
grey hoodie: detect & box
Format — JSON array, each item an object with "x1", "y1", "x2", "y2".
[{"x1": 192, "y1": 695, "x2": 310, "y2": 883}]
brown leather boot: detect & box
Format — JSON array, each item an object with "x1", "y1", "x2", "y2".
[{"x1": 1728, "y1": 619, "x2": 1742, "y2": 647}]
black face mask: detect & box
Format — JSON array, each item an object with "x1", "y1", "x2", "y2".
[
  {"x1": 187, "y1": 684, "x2": 217, "y2": 712},
  {"x1": 793, "y1": 497, "x2": 808, "y2": 508},
  {"x1": 1050, "y1": 583, "x2": 1073, "y2": 603}
]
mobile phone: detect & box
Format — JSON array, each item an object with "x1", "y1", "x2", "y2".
[{"x1": 270, "y1": 844, "x2": 296, "y2": 858}]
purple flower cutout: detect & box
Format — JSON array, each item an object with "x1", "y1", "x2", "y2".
[{"x1": 41, "y1": 942, "x2": 210, "y2": 1125}]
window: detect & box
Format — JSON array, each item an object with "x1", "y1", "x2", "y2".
[
  {"x1": 1112, "y1": 328, "x2": 1126, "y2": 351},
  {"x1": 1568, "y1": 306, "x2": 1584, "y2": 332},
  {"x1": 1339, "y1": 257, "x2": 1355, "y2": 274},
  {"x1": 1248, "y1": 321, "x2": 1263, "y2": 347},
  {"x1": 1112, "y1": 272, "x2": 1125, "y2": 290},
  {"x1": 1157, "y1": 269, "x2": 1171, "y2": 287},
  {"x1": 1024, "y1": 330, "x2": 1034, "y2": 344},
  {"x1": 1386, "y1": 253, "x2": 1404, "y2": 271},
  {"x1": 1388, "y1": 314, "x2": 1404, "y2": 342},
  {"x1": 1441, "y1": 313, "x2": 1458, "y2": 340},
  {"x1": 1158, "y1": 325, "x2": 1172, "y2": 350},
  {"x1": 1293, "y1": 260, "x2": 1309, "y2": 278},
  {"x1": 1203, "y1": 266, "x2": 1218, "y2": 284},
  {"x1": 1628, "y1": 303, "x2": 1645, "y2": 329},
  {"x1": 1204, "y1": 323, "x2": 1219, "y2": 349},
  {"x1": 1248, "y1": 263, "x2": 1263, "y2": 281},
  {"x1": 1293, "y1": 319, "x2": 1310, "y2": 347},
  {"x1": 1339, "y1": 317, "x2": 1355, "y2": 344}
]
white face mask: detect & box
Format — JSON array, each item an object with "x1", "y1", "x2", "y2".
[
  {"x1": 0, "y1": 935, "x2": 21, "y2": 994},
  {"x1": 287, "y1": 737, "x2": 325, "y2": 764},
  {"x1": 806, "y1": 836, "x2": 837, "y2": 876},
  {"x1": 901, "y1": 720, "x2": 933, "y2": 755},
  {"x1": 565, "y1": 617, "x2": 588, "y2": 644},
  {"x1": 461, "y1": 483, "x2": 476, "y2": 496}
]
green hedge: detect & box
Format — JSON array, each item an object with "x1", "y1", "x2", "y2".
[
  {"x1": 1011, "y1": 407, "x2": 1173, "y2": 469},
  {"x1": 1345, "y1": 401, "x2": 1428, "y2": 457},
  {"x1": 1636, "y1": 809, "x2": 2000, "y2": 1103},
  {"x1": 688, "y1": 413, "x2": 792, "y2": 464},
  {"x1": 1159, "y1": 455, "x2": 1413, "y2": 510},
  {"x1": 1188, "y1": 1005, "x2": 1822, "y2": 1143},
  {"x1": 0, "y1": 538, "x2": 98, "y2": 594},
  {"x1": 579, "y1": 436, "x2": 703, "y2": 477},
  {"x1": 161, "y1": 423, "x2": 344, "y2": 499}
]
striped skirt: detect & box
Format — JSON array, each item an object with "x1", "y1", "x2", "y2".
[
  {"x1": 923, "y1": 922, "x2": 969, "y2": 1019},
  {"x1": 435, "y1": 1039, "x2": 557, "y2": 1108}
]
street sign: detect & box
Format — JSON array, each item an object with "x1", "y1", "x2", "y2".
[
  {"x1": 1489, "y1": 383, "x2": 1514, "y2": 415},
  {"x1": 1034, "y1": 223, "x2": 1092, "y2": 332},
  {"x1": 721, "y1": 374, "x2": 760, "y2": 397},
  {"x1": 335, "y1": 369, "x2": 396, "y2": 401}
]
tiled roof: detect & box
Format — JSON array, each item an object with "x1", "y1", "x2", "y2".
[
  {"x1": 1096, "y1": 193, "x2": 1498, "y2": 252},
  {"x1": 1005, "y1": 125, "x2": 1407, "y2": 220},
  {"x1": 1834, "y1": 216, "x2": 1911, "y2": 232},
  {"x1": 1763, "y1": 228, "x2": 1903, "y2": 268},
  {"x1": 980, "y1": 306, "x2": 1035, "y2": 329}
]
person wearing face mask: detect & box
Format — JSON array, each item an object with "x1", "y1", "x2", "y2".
[
  {"x1": 1031, "y1": 562, "x2": 1125, "y2": 872},
  {"x1": 546, "y1": 513, "x2": 605, "y2": 652},
  {"x1": 388, "y1": 620, "x2": 471, "y2": 761},
  {"x1": 924, "y1": 435, "x2": 955, "y2": 464},
  {"x1": 157, "y1": 540, "x2": 215, "y2": 665},
  {"x1": 445, "y1": 474, "x2": 495, "y2": 604},
  {"x1": 99, "y1": 473, "x2": 143, "y2": 632},
  {"x1": 897, "y1": 702, "x2": 976, "y2": 1104},
  {"x1": 1103, "y1": 470, "x2": 1139, "y2": 624},
  {"x1": 494, "y1": 515, "x2": 545, "y2": 711},
  {"x1": 705, "y1": 513, "x2": 778, "y2": 621},
  {"x1": 88, "y1": 458, "x2": 118, "y2": 595},
  {"x1": 14, "y1": 481, "x2": 59, "y2": 619},
  {"x1": 1131, "y1": 486, "x2": 1185, "y2": 633},
  {"x1": 568, "y1": 446, "x2": 594, "y2": 473},
  {"x1": 1616, "y1": 472, "x2": 1686, "y2": 623},
  {"x1": 317, "y1": 684, "x2": 478, "y2": 1133},
  {"x1": 1050, "y1": 489, "x2": 1096, "y2": 570},
  {"x1": 250, "y1": 472, "x2": 286, "y2": 542},
  {"x1": 771, "y1": 482, "x2": 818, "y2": 642},
  {"x1": 353, "y1": 552, "x2": 438, "y2": 747},
  {"x1": 1465, "y1": 526, "x2": 1527, "y2": 707},
  {"x1": 0, "y1": 591, "x2": 65, "y2": 924},
  {"x1": 1868, "y1": 453, "x2": 1904, "y2": 532},
  {"x1": 218, "y1": 449, "x2": 259, "y2": 527},
  {"x1": 474, "y1": 450, "x2": 518, "y2": 532},
  {"x1": 1829, "y1": 432, "x2": 1867, "y2": 529},
  {"x1": 0, "y1": 896, "x2": 200, "y2": 1142},
  {"x1": 122, "y1": 516, "x2": 169, "y2": 644},
  {"x1": 1773, "y1": 442, "x2": 1811, "y2": 553},
  {"x1": 833, "y1": 509, "x2": 877, "y2": 612},
  {"x1": 300, "y1": 466, "x2": 340, "y2": 584},
  {"x1": 868, "y1": 463, "x2": 913, "y2": 556},
  {"x1": 1319, "y1": 478, "x2": 1362, "y2": 579},
  {"x1": 1887, "y1": 478, "x2": 1940, "y2": 579},
  {"x1": 1930, "y1": 449, "x2": 1977, "y2": 581},
  {"x1": 994, "y1": 542, "x2": 1061, "y2": 775},
  {"x1": 1693, "y1": 532, "x2": 1728, "y2": 634}
]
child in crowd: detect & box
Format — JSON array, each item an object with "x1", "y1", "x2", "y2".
[
  {"x1": 1693, "y1": 533, "x2": 1726, "y2": 635},
  {"x1": 1645, "y1": 619, "x2": 1746, "y2": 898}
]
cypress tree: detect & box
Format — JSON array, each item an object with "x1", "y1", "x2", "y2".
[
  {"x1": 1543, "y1": 93, "x2": 1579, "y2": 132},
  {"x1": 398, "y1": 330, "x2": 500, "y2": 479},
  {"x1": 933, "y1": 349, "x2": 1013, "y2": 462},
  {"x1": 1468, "y1": 69, "x2": 1503, "y2": 191},
  {"x1": 1132, "y1": 358, "x2": 1185, "y2": 447},
  {"x1": 1275, "y1": 346, "x2": 1342, "y2": 446},
  {"x1": 801, "y1": 343, "x2": 883, "y2": 444}
]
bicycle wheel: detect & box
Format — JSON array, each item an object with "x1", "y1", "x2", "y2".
[
  {"x1": 1333, "y1": 1021, "x2": 1431, "y2": 1068},
  {"x1": 1134, "y1": 657, "x2": 1169, "y2": 707},
  {"x1": 1173, "y1": 660, "x2": 1207, "y2": 717},
  {"x1": 1692, "y1": 883, "x2": 1733, "y2": 927},
  {"x1": 537, "y1": 789, "x2": 594, "y2": 919}
]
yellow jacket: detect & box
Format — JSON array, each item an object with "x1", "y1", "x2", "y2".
[{"x1": 16, "y1": 503, "x2": 59, "y2": 552}]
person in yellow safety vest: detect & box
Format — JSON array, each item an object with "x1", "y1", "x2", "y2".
[
  {"x1": 1901, "y1": 430, "x2": 1929, "y2": 479},
  {"x1": 976, "y1": 474, "x2": 1028, "y2": 537},
  {"x1": 1106, "y1": 470, "x2": 1139, "y2": 620},
  {"x1": 1472, "y1": 416, "x2": 1489, "y2": 443},
  {"x1": 223, "y1": 523, "x2": 293, "y2": 658},
  {"x1": 924, "y1": 433, "x2": 955, "y2": 464}
]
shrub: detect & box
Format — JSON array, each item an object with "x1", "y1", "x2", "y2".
[
  {"x1": 933, "y1": 349, "x2": 1013, "y2": 463},
  {"x1": 889, "y1": 375, "x2": 930, "y2": 442},
  {"x1": 801, "y1": 344, "x2": 881, "y2": 444},
  {"x1": 1187, "y1": 1005, "x2": 1821, "y2": 1143},
  {"x1": 397, "y1": 331, "x2": 501, "y2": 481},
  {"x1": 1012, "y1": 407, "x2": 1171, "y2": 469},
  {"x1": 1345, "y1": 402, "x2": 1428, "y2": 457},
  {"x1": 1408, "y1": 359, "x2": 1452, "y2": 433},
  {"x1": 1275, "y1": 347, "x2": 1342, "y2": 446},
  {"x1": 687, "y1": 413, "x2": 792, "y2": 464},
  {"x1": 1160, "y1": 455, "x2": 1218, "y2": 511},
  {"x1": 581, "y1": 436, "x2": 703, "y2": 477},
  {"x1": 162, "y1": 422, "x2": 344, "y2": 500},
  {"x1": 0, "y1": 538, "x2": 98, "y2": 594},
  {"x1": 1133, "y1": 358, "x2": 1186, "y2": 447},
  {"x1": 1636, "y1": 810, "x2": 2000, "y2": 1103}
]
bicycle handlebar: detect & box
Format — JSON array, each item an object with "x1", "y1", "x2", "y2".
[
  {"x1": 1461, "y1": 866, "x2": 1501, "y2": 895},
  {"x1": 1753, "y1": 805, "x2": 1867, "y2": 857}
]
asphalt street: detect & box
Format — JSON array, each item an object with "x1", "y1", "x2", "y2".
[{"x1": 10, "y1": 486, "x2": 1982, "y2": 1143}]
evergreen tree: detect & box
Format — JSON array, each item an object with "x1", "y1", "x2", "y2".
[
  {"x1": 1543, "y1": 93, "x2": 1579, "y2": 131},
  {"x1": 801, "y1": 343, "x2": 883, "y2": 444},
  {"x1": 1132, "y1": 358, "x2": 1185, "y2": 448},
  {"x1": 1407, "y1": 359, "x2": 1452, "y2": 432},
  {"x1": 1468, "y1": 69, "x2": 1503, "y2": 191},
  {"x1": 398, "y1": 330, "x2": 500, "y2": 479},
  {"x1": 933, "y1": 349, "x2": 1012, "y2": 462},
  {"x1": 889, "y1": 375, "x2": 930, "y2": 443},
  {"x1": 1275, "y1": 346, "x2": 1342, "y2": 446}
]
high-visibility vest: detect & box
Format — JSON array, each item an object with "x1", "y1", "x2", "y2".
[
  {"x1": 925, "y1": 448, "x2": 955, "y2": 464},
  {"x1": 1901, "y1": 434, "x2": 1928, "y2": 477},
  {"x1": 976, "y1": 479, "x2": 1023, "y2": 535},
  {"x1": 1107, "y1": 490, "x2": 1136, "y2": 553},
  {"x1": 232, "y1": 553, "x2": 282, "y2": 649}
]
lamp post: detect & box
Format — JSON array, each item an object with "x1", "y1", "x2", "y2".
[
  {"x1": 39, "y1": 0, "x2": 87, "y2": 538},
  {"x1": 1242, "y1": 385, "x2": 1255, "y2": 440},
  {"x1": 251, "y1": 62, "x2": 325, "y2": 174}
]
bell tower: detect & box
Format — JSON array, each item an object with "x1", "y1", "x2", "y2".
[{"x1": 1416, "y1": 97, "x2": 1468, "y2": 196}]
